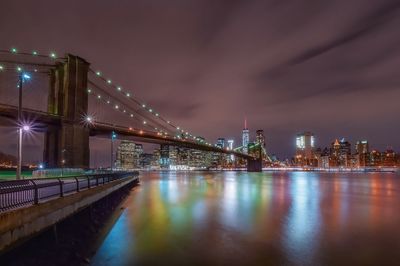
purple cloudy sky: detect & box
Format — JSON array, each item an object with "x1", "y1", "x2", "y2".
[{"x1": 0, "y1": 0, "x2": 400, "y2": 163}]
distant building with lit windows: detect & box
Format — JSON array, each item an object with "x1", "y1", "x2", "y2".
[
  {"x1": 242, "y1": 119, "x2": 249, "y2": 154},
  {"x1": 216, "y1": 138, "x2": 225, "y2": 149},
  {"x1": 330, "y1": 139, "x2": 351, "y2": 167},
  {"x1": 355, "y1": 140, "x2": 369, "y2": 167},
  {"x1": 256, "y1": 130, "x2": 265, "y2": 148},
  {"x1": 295, "y1": 131, "x2": 315, "y2": 166},
  {"x1": 115, "y1": 141, "x2": 143, "y2": 169},
  {"x1": 227, "y1": 139, "x2": 235, "y2": 162}
]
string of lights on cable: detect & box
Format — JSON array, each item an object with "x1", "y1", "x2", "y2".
[{"x1": 0, "y1": 47, "x2": 215, "y2": 146}]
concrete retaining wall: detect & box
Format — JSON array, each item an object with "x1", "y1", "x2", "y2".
[{"x1": 0, "y1": 176, "x2": 137, "y2": 252}]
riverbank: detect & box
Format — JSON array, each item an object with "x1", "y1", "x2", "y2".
[{"x1": 0, "y1": 179, "x2": 138, "y2": 266}]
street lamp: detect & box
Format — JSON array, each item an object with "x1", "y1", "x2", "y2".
[
  {"x1": 61, "y1": 149, "x2": 67, "y2": 177},
  {"x1": 111, "y1": 131, "x2": 117, "y2": 171},
  {"x1": 16, "y1": 73, "x2": 31, "y2": 180}
]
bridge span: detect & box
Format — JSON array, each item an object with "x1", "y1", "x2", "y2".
[{"x1": 0, "y1": 52, "x2": 262, "y2": 171}]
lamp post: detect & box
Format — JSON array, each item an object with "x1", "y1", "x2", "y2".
[
  {"x1": 111, "y1": 131, "x2": 117, "y2": 171},
  {"x1": 61, "y1": 149, "x2": 67, "y2": 177},
  {"x1": 16, "y1": 73, "x2": 31, "y2": 180}
]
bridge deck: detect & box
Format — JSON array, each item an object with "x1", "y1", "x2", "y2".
[{"x1": 0, "y1": 104, "x2": 254, "y2": 159}]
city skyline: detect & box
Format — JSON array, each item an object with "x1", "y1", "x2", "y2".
[{"x1": 1, "y1": 124, "x2": 397, "y2": 168}]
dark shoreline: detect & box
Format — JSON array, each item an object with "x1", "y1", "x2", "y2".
[{"x1": 0, "y1": 180, "x2": 138, "y2": 266}]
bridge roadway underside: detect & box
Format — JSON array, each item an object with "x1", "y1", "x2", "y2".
[{"x1": 0, "y1": 175, "x2": 137, "y2": 253}]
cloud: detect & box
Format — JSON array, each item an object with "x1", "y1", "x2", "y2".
[{"x1": 1, "y1": 0, "x2": 400, "y2": 161}]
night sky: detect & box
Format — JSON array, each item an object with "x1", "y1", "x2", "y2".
[{"x1": 1, "y1": 0, "x2": 400, "y2": 163}]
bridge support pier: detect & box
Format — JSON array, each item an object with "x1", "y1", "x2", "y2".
[
  {"x1": 44, "y1": 55, "x2": 90, "y2": 169},
  {"x1": 247, "y1": 158, "x2": 262, "y2": 172}
]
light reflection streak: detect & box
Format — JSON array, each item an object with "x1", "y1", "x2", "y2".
[{"x1": 91, "y1": 171, "x2": 400, "y2": 265}]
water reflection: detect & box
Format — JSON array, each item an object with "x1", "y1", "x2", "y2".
[{"x1": 91, "y1": 171, "x2": 400, "y2": 266}]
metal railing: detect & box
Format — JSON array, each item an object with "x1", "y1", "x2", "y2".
[{"x1": 0, "y1": 172, "x2": 138, "y2": 212}]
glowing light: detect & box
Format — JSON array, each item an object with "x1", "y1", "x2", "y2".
[
  {"x1": 50, "y1": 52, "x2": 57, "y2": 58},
  {"x1": 34, "y1": 69, "x2": 38, "y2": 72},
  {"x1": 107, "y1": 79, "x2": 112, "y2": 84},
  {"x1": 142, "y1": 104, "x2": 146, "y2": 108},
  {"x1": 11, "y1": 48, "x2": 17, "y2": 53},
  {"x1": 155, "y1": 113, "x2": 159, "y2": 116},
  {"x1": 107, "y1": 100, "x2": 110, "y2": 104},
  {"x1": 96, "y1": 71, "x2": 101, "y2": 76},
  {"x1": 130, "y1": 114, "x2": 133, "y2": 117},
  {"x1": 38, "y1": 163, "x2": 44, "y2": 169},
  {"x1": 167, "y1": 121, "x2": 170, "y2": 124},
  {"x1": 17, "y1": 67, "x2": 22, "y2": 72},
  {"x1": 22, "y1": 125, "x2": 30, "y2": 132},
  {"x1": 115, "y1": 105, "x2": 119, "y2": 109},
  {"x1": 126, "y1": 93, "x2": 130, "y2": 97},
  {"x1": 143, "y1": 121, "x2": 147, "y2": 124},
  {"x1": 117, "y1": 87, "x2": 122, "y2": 91},
  {"x1": 0, "y1": 65, "x2": 3, "y2": 70},
  {"x1": 129, "y1": 127, "x2": 133, "y2": 131},
  {"x1": 111, "y1": 131, "x2": 117, "y2": 139},
  {"x1": 32, "y1": 51, "x2": 38, "y2": 56},
  {"x1": 22, "y1": 73, "x2": 31, "y2": 80},
  {"x1": 123, "y1": 110, "x2": 126, "y2": 113},
  {"x1": 139, "y1": 130, "x2": 143, "y2": 134},
  {"x1": 149, "y1": 109, "x2": 153, "y2": 113},
  {"x1": 97, "y1": 95, "x2": 101, "y2": 99},
  {"x1": 87, "y1": 89, "x2": 92, "y2": 93},
  {"x1": 177, "y1": 127, "x2": 180, "y2": 130},
  {"x1": 84, "y1": 115, "x2": 94, "y2": 124}
]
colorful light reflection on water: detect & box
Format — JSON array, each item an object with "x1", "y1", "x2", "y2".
[{"x1": 91, "y1": 171, "x2": 400, "y2": 265}]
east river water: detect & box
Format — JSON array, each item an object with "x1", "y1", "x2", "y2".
[{"x1": 91, "y1": 171, "x2": 400, "y2": 266}]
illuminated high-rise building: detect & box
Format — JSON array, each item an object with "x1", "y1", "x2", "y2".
[
  {"x1": 227, "y1": 139, "x2": 235, "y2": 161},
  {"x1": 355, "y1": 140, "x2": 369, "y2": 167},
  {"x1": 116, "y1": 141, "x2": 143, "y2": 169},
  {"x1": 216, "y1": 138, "x2": 225, "y2": 149},
  {"x1": 227, "y1": 139, "x2": 234, "y2": 150},
  {"x1": 160, "y1": 144, "x2": 170, "y2": 169},
  {"x1": 256, "y1": 130, "x2": 265, "y2": 148},
  {"x1": 356, "y1": 140, "x2": 369, "y2": 154},
  {"x1": 330, "y1": 138, "x2": 351, "y2": 167},
  {"x1": 295, "y1": 131, "x2": 315, "y2": 166},
  {"x1": 242, "y1": 118, "x2": 249, "y2": 154}
]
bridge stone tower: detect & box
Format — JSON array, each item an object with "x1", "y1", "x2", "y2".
[
  {"x1": 247, "y1": 144, "x2": 263, "y2": 172},
  {"x1": 44, "y1": 54, "x2": 90, "y2": 168}
]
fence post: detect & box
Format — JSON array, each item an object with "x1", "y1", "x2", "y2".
[
  {"x1": 87, "y1": 176, "x2": 91, "y2": 189},
  {"x1": 58, "y1": 178, "x2": 63, "y2": 197},
  {"x1": 74, "y1": 177, "x2": 80, "y2": 192},
  {"x1": 30, "y1": 180, "x2": 39, "y2": 204}
]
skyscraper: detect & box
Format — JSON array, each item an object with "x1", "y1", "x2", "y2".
[
  {"x1": 355, "y1": 140, "x2": 369, "y2": 167},
  {"x1": 115, "y1": 140, "x2": 143, "y2": 169},
  {"x1": 256, "y1": 130, "x2": 265, "y2": 148},
  {"x1": 295, "y1": 132, "x2": 315, "y2": 166},
  {"x1": 227, "y1": 139, "x2": 235, "y2": 161},
  {"x1": 227, "y1": 139, "x2": 234, "y2": 150},
  {"x1": 330, "y1": 138, "x2": 351, "y2": 167},
  {"x1": 216, "y1": 138, "x2": 226, "y2": 149},
  {"x1": 160, "y1": 144, "x2": 170, "y2": 169},
  {"x1": 356, "y1": 140, "x2": 369, "y2": 154},
  {"x1": 242, "y1": 118, "x2": 249, "y2": 154}
]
